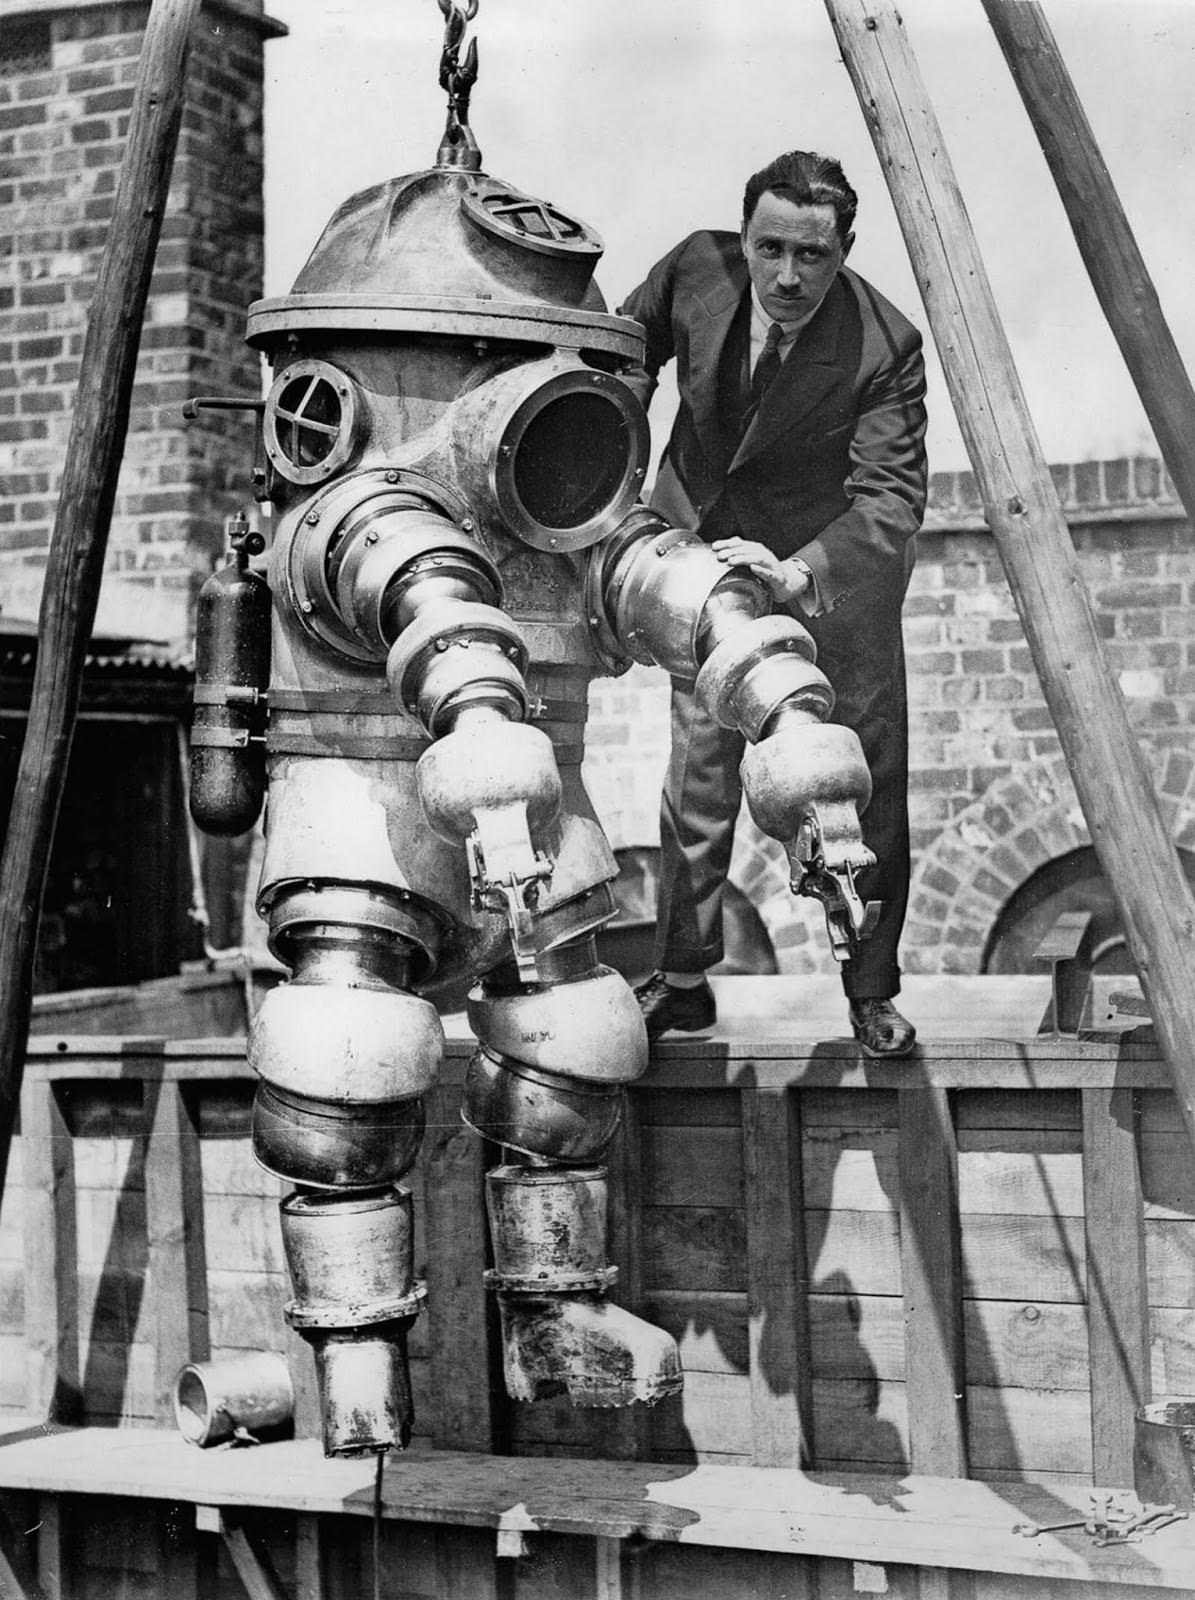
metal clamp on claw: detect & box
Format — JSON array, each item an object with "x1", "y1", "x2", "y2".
[
  {"x1": 465, "y1": 813, "x2": 552, "y2": 981},
  {"x1": 790, "y1": 813, "x2": 880, "y2": 961}
]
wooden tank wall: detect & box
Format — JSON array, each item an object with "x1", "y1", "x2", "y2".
[{"x1": 3, "y1": 1033, "x2": 1195, "y2": 1486}]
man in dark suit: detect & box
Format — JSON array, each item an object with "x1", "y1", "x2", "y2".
[{"x1": 619, "y1": 149, "x2": 927, "y2": 1056}]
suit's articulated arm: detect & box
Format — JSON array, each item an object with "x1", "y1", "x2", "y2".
[{"x1": 590, "y1": 511, "x2": 878, "y2": 959}]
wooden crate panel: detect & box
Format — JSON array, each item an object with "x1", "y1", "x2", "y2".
[
  {"x1": 638, "y1": 1086, "x2": 742, "y2": 1126},
  {"x1": 809, "y1": 1292, "x2": 905, "y2": 1381},
  {"x1": 643, "y1": 1290, "x2": 749, "y2": 1375},
  {"x1": 509, "y1": 1528, "x2": 608, "y2": 1600},
  {"x1": 373, "y1": 1518, "x2": 442, "y2": 1599},
  {"x1": 955, "y1": 1089, "x2": 1082, "y2": 1132},
  {"x1": 198, "y1": 1134, "x2": 276, "y2": 1198},
  {"x1": 808, "y1": 1284, "x2": 1094, "y2": 1408},
  {"x1": 13, "y1": 1026, "x2": 1195, "y2": 1489},
  {"x1": 811, "y1": 1377, "x2": 909, "y2": 1468},
  {"x1": 642, "y1": 1206, "x2": 747, "y2": 1292},
  {"x1": 960, "y1": 1215, "x2": 1086, "y2": 1301},
  {"x1": 71, "y1": 1134, "x2": 140, "y2": 1193},
  {"x1": 1152, "y1": 1305, "x2": 1195, "y2": 1392},
  {"x1": 1146, "y1": 1217, "x2": 1195, "y2": 1304},
  {"x1": 1140, "y1": 1128, "x2": 1195, "y2": 1217},
  {"x1": 76, "y1": 1188, "x2": 147, "y2": 1273},
  {"x1": 0, "y1": 1201, "x2": 23, "y2": 1264},
  {"x1": 76, "y1": 1338, "x2": 156, "y2": 1422},
  {"x1": 956, "y1": 1140, "x2": 1085, "y2": 1218},
  {"x1": 647, "y1": 1369, "x2": 754, "y2": 1457},
  {"x1": 508, "y1": 1395, "x2": 643, "y2": 1461},
  {"x1": 802, "y1": 1088, "x2": 898, "y2": 1130},
  {"x1": 809, "y1": 1379, "x2": 1095, "y2": 1478},
  {"x1": 805, "y1": 1210, "x2": 901, "y2": 1295},
  {"x1": 76, "y1": 1498, "x2": 160, "y2": 1571},
  {"x1": 641, "y1": 1124, "x2": 742, "y2": 1207},
  {"x1": 803, "y1": 1126, "x2": 898, "y2": 1213},
  {"x1": 194, "y1": 1083, "x2": 254, "y2": 1139},
  {"x1": 63, "y1": 1083, "x2": 143, "y2": 1139},
  {"x1": 201, "y1": 1194, "x2": 286, "y2": 1275},
  {"x1": 77, "y1": 1266, "x2": 142, "y2": 1345},
  {"x1": 206, "y1": 1268, "x2": 290, "y2": 1350},
  {"x1": 636, "y1": 1540, "x2": 817, "y2": 1599},
  {"x1": 964, "y1": 1299, "x2": 1091, "y2": 1390},
  {"x1": 967, "y1": 1385, "x2": 1093, "y2": 1477},
  {"x1": 0, "y1": 1260, "x2": 22, "y2": 1332},
  {"x1": 0, "y1": 1333, "x2": 26, "y2": 1409}
]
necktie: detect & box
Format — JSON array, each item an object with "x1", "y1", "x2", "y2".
[{"x1": 750, "y1": 321, "x2": 785, "y2": 404}]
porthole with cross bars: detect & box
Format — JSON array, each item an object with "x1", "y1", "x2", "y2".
[{"x1": 263, "y1": 359, "x2": 362, "y2": 487}]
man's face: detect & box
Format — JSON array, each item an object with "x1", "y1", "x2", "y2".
[{"x1": 741, "y1": 193, "x2": 852, "y2": 323}]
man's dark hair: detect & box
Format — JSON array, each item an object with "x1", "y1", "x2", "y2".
[{"x1": 742, "y1": 150, "x2": 858, "y2": 243}]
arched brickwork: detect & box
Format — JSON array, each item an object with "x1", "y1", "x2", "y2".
[
  {"x1": 904, "y1": 746, "x2": 1195, "y2": 974},
  {"x1": 730, "y1": 818, "x2": 841, "y2": 977}
]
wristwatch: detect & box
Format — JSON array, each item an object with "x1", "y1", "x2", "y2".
[{"x1": 786, "y1": 556, "x2": 819, "y2": 615}]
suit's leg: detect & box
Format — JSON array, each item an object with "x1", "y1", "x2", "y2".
[{"x1": 654, "y1": 676, "x2": 746, "y2": 973}]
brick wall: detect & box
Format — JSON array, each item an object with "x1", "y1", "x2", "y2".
[
  {"x1": 583, "y1": 457, "x2": 1194, "y2": 976},
  {"x1": 0, "y1": 0, "x2": 280, "y2": 644}
]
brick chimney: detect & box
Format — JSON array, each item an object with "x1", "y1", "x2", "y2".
[{"x1": 0, "y1": 0, "x2": 284, "y2": 647}]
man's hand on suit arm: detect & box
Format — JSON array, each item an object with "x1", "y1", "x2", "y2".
[{"x1": 711, "y1": 537, "x2": 817, "y2": 610}]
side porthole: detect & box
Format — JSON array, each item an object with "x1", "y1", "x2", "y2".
[{"x1": 263, "y1": 360, "x2": 362, "y2": 487}]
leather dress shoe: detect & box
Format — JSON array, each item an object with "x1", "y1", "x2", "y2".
[
  {"x1": 634, "y1": 972, "x2": 717, "y2": 1039},
  {"x1": 849, "y1": 997, "x2": 917, "y2": 1058}
]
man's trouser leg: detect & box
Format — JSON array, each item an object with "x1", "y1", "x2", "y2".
[
  {"x1": 814, "y1": 624, "x2": 911, "y2": 1003},
  {"x1": 653, "y1": 677, "x2": 745, "y2": 975}
]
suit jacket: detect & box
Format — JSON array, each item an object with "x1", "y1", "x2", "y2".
[{"x1": 618, "y1": 230, "x2": 928, "y2": 636}]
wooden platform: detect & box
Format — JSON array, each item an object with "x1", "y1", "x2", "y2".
[
  {"x1": 2, "y1": 1424, "x2": 1195, "y2": 1597},
  {"x1": 2, "y1": 974, "x2": 1191, "y2": 1595}
]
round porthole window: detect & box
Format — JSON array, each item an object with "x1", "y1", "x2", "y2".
[{"x1": 263, "y1": 360, "x2": 361, "y2": 486}]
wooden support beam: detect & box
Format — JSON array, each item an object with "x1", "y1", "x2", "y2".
[
  {"x1": 144, "y1": 1073, "x2": 210, "y2": 1422},
  {"x1": 821, "y1": 0, "x2": 1195, "y2": 1158},
  {"x1": 740, "y1": 1086, "x2": 813, "y2": 1467},
  {"x1": 594, "y1": 1534, "x2": 624, "y2": 1600},
  {"x1": 35, "y1": 1494, "x2": 64, "y2": 1600},
  {"x1": 160, "y1": 1499, "x2": 199, "y2": 1600},
  {"x1": 980, "y1": 0, "x2": 1195, "y2": 526},
  {"x1": 605, "y1": 1091, "x2": 647, "y2": 1461},
  {"x1": 0, "y1": 0, "x2": 203, "y2": 1203},
  {"x1": 220, "y1": 1517, "x2": 290, "y2": 1600},
  {"x1": 20, "y1": 1081, "x2": 78, "y2": 1425},
  {"x1": 293, "y1": 1513, "x2": 327, "y2": 1600},
  {"x1": 899, "y1": 1087, "x2": 968, "y2": 1477},
  {"x1": 435, "y1": 1525, "x2": 499, "y2": 1598},
  {"x1": 1082, "y1": 1087, "x2": 1150, "y2": 1487},
  {"x1": 424, "y1": 1085, "x2": 494, "y2": 1452},
  {"x1": 0, "y1": 1499, "x2": 49, "y2": 1600}
]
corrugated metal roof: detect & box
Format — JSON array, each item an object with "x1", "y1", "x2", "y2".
[{"x1": 0, "y1": 626, "x2": 191, "y2": 679}]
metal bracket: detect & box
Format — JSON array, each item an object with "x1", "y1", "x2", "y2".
[{"x1": 1034, "y1": 910, "x2": 1096, "y2": 1035}]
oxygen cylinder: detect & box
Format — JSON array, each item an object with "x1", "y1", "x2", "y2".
[{"x1": 189, "y1": 514, "x2": 271, "y2": 834}]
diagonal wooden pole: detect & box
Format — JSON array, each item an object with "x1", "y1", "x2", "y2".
[
  {"x1": 980, "y1": 0, "x2": 1195, "y2": 526},
  {"x1": 821, "y1": 0, "x2": 1195, "y2": 1151},
  {"x1": 0, "y1": 0, "x2": 203, "y2": 1201}
]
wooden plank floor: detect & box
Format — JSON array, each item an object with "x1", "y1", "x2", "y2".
[{"x1": 1, "y1": 1426, "x2": 1193, "y2": 1590}]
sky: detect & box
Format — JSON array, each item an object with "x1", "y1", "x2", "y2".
[{"x1": 260, "y1": 0, "x2": 1195, "y2": 476}]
